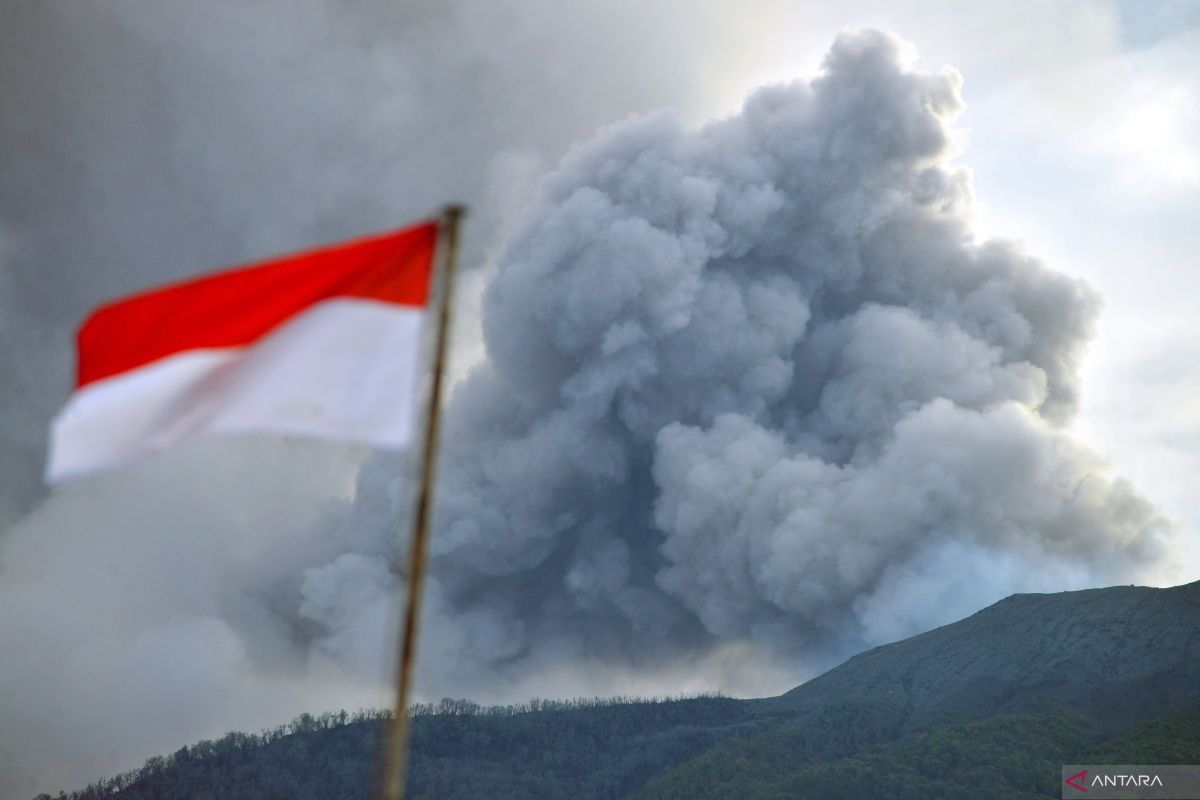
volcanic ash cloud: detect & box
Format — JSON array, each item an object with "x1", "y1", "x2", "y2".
[{"x1": 312, "y1": 29, "x2": 1170, "y2": 688}]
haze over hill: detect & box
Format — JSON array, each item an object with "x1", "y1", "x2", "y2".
[
  {"x1": 774, "y1": 579, "x2": 1200, "y2": 726},
  {"x1": 2, "y1": 13, "x2": 1193, "y2": 796},
  {"x1": 53, "y1": 579, "x2": 1200, "y2": 799}
]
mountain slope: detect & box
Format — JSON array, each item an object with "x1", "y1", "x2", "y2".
[
  {"x1": 638, "y1": 710, "x2": 1200, "y2": 800},
  {"x1": 770, "y1": 580, "x2": 1200, "y2": 728},
  {"x1": 50, "y1": 580, "x2": 1200, "y2": 800}
]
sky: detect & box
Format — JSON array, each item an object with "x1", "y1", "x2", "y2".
[{"x1": 1, "y1": 1, "x2": 1198, "y2": 796}]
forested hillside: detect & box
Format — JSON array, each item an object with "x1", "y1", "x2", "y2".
[
  {"x1": 42, "y1": 581, "x2": 1200, "y2": 800},
  {"x1": 639, "y1": 711, "x2": 1200, "y2": 799},
  {"x1": 49, "y1": 696, "x2": 753, "y2": 800},
  {"x1": 42, "y1": 703, "x2": 1200, "y2": 800}
]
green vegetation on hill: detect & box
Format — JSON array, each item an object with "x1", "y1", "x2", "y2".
[
  {"x1": 49, "y1": 709, "x2": 386, "y2": 800},
  {"x1": 1087, "y1": 710, "x2": 1200, "y2": 765},
  {"x1": 407, "y1": 695, "x2": 751, "y2": 799},
  {"x1": 638, "y1": 711, "x2": 1200, "y2": 800},
  {"x1": 42, "y1": 703, "x2": 1200, "y2": 800},
  {"x1": 49, "y1": 695, "x2": 752, "y2": 800},
  {"x1": 41, "y1": 581, "x2": 1200, "y2": 799}
]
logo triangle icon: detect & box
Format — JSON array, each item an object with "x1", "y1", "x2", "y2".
[{"x1": 1065, "y1": 769, "x2": 1088, "y2": 792}]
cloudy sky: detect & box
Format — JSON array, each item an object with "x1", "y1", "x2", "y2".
[{"x1": 1, "y1": 1, "x2": 1198, "y2": 795}]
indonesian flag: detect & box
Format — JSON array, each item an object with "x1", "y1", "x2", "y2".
[{"x1": 46, "y1": 221, "x2": 440, "y2": 483}]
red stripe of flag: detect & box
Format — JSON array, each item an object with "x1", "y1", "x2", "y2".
[{"x1": 76, "y1": 221, "x2": 438, "y2": 388}]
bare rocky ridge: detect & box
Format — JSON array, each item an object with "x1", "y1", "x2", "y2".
[{"x1": 773, "y1": 579, "x2": 1200, "y2": 729}]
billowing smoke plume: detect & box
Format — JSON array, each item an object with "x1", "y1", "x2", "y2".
[
  {"x1": 0, "y1": 0, "x2": 739, "y2": 529},
  {"x1": 0, "y1": 2, "x2": 791, "y2": 794},
  {"x1": 304, "y1": 29, "x2": 1168, "y2": 691},
  {"x1": 0, "y1": 16, "x2": 1175, "y2": 798}
]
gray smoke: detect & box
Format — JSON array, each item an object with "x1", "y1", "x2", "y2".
[
  {"x1": 0, "y1": 12, "x2": 1176, "y2": 797},
  {"x1": 0, "y1": 0, "x2": 735, "y2": 529},
  {"x1": 0, "y1": 2, "x2": 785, "y2": 794},
  {"x1": 304, "y1": 29, "x2": 1168, "y2": 692}
]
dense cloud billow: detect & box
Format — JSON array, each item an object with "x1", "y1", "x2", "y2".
[
  {"x1": 0, "y1": 0, "x2": 731, "y2": 529},
  {"x1": 0, "y1": 20, "x2": 1174, "y2": 797},
  {"x1": 306, "y1": 29, "x2": 1168, "y2": 686}
]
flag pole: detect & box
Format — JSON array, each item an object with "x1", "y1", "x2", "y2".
[{"x1": 379, "y1": 203, "x2": 465, "y2": 800}]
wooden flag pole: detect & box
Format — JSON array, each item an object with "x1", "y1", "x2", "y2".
[{"x1": 379, "y1": 204, "x2": 465, "y2": 800}]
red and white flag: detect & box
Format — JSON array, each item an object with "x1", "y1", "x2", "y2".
[{"x1": 46, "y1": 220, "x2": 440, "y2": 483}]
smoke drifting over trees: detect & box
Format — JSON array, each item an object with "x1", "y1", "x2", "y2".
[
  {"x1": 0, "y1": 9, "x2": 1175, "y2": 798},
  {"x1": 305, "y1": 30, "x2": 1166, "y2": 687},
  {"x1": 279, "y1": 29, "x2": 1176, "y2": 729}
]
